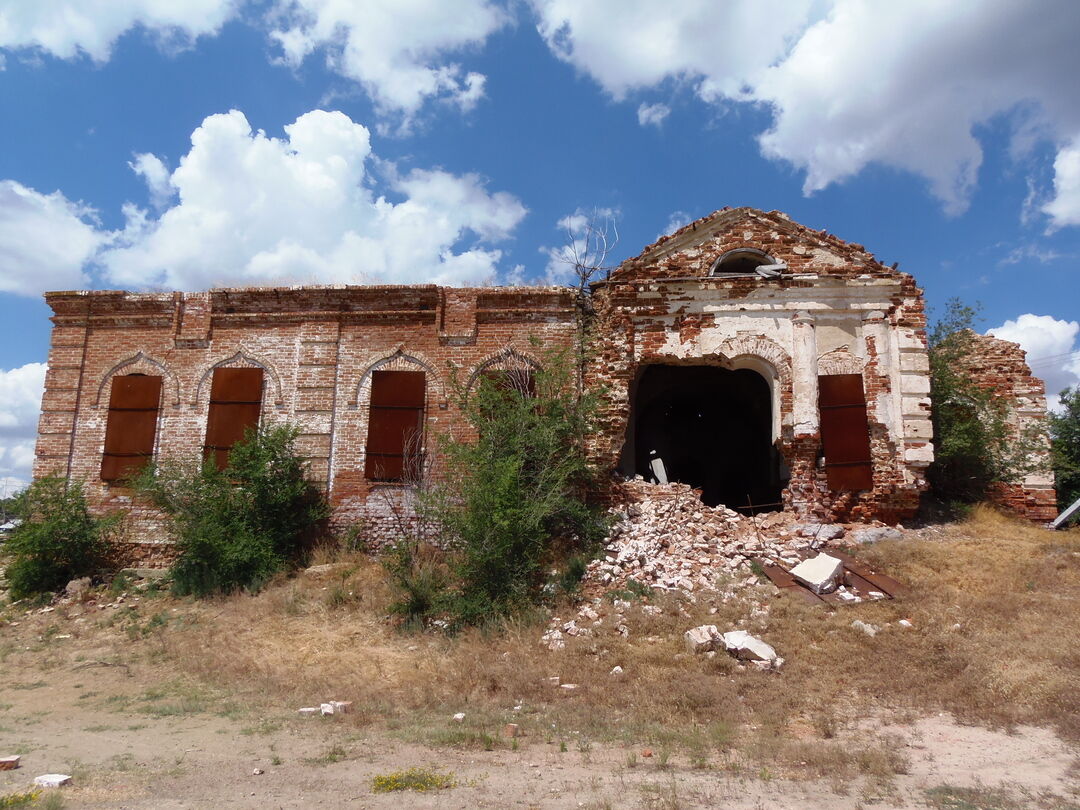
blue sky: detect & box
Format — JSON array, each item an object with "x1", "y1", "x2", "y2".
[{"x1": 1, "y1": 0, "x2": 1079, "y2": 489}]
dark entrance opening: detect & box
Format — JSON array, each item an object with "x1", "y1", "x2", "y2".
[{"x1": 622, "y1": 364, "x2": 785, "y2": 512}]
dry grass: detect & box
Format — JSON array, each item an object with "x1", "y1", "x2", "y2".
[{"x1": 129, "y1": 507, "x2": 1080, "y2": 773}]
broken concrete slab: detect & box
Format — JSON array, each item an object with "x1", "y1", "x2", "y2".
[
  {"x1": 788, "y1": 553, "x2": 844, "y2": 594},
  {"x1": 720, "y1": 630, "x2": 778, "y2": 664},
  {"x1": 64, "y1": 577, "x2": 91, "y2": 597},
  {"x1": 34, "y1": 774, "x2": 72, "y2": 788},
  {"x1": 684, "y1": 624, "x2": 720, "y2": 653},
  {"x1": 851, "y1": 620, "x2": 879, "y2": 637},
  {"x1": 850, "y1": 526, "x2": 903, "y2": 544}
]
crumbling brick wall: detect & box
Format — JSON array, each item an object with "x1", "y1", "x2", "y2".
[
  {"x1": 587, "y1": 207, "x2": 933, "y2": 524},
  {"x1": 34, "y1": 285, "x2": 577, "y2": 565},
  {"x1": 954, "y1": 331, "x2": 1057, "y2": 522},
  {"x1": 34, "y1": 206, "x2": 945, "y2": 565}
]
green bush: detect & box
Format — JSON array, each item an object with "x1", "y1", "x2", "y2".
[
  {"x1": 3, "y1": 476, "x2": 113, "y2": 600},
  {"x1": 927, "y1": 300, "x2": 1045, "y2": 503},
  {"x1": 1050, "y1": 386, "x2": 1080, "y2": 512},
  {"x1": 134, "y1": 424, "x2": 328, "y2": 595},
  {"x1": 396, "y1": 346, "x2": 607, "y2": 627}
]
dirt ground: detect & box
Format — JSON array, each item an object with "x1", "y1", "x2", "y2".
[
  {"x1": 0, "y1": 655, "x2": 1076, "y2": 809},
  {"x1": 2, "y1": 510, "x2": 1079, "y2": 808}
]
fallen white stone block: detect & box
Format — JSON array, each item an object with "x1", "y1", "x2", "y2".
[
  {"x1": 721, "y1": 630, "x2": 778, "y2": 663},
  {"x1": 788, "y1": 553, "x2": 844, "y2": 594},
  {"x1": 320, "y1": 703, "x2": 336, "y2": 715},
  {"x1": 297, "y1": 707, "x2": 319, "y2": 717},
  {"x1": 34, "y1": 774, "x2": 72, "y2": 788},
  {"x1": 684, "y1": 624, "x2": 720, "y2": 653},
  {"x1": 329, "y1": 700, "x2": 352, "y2": 714},
  {"x1": 851, "y1": 620, "x2": 878, "y2": 637}
]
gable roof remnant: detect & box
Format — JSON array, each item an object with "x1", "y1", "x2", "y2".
[{"x1": 604, "y1": 206, "x2": 896, "y2": 284}]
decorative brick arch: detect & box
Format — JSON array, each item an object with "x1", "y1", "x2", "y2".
[
  {"x1": 349, "y1": 345, "x2": 446, "y2": 409},
  {"x1": 817, "y1": 347, "x2": 864, "y2": 376},
  {"x1": 192, "y1": 350, "x2": 285, "y2": 408},
  {"x1": 94, "y1": 351, "x2": 180, "y2": 408},
  {"x1": 716, "y1": 334, "x2": 794, "y2": 437},
  {"x1": 465, "y1": 344, "x2": 541, "y2": 391}
]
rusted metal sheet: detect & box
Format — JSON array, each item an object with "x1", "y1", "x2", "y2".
[
  {"x1": 204, "y1": 367, "x2": 264, "y2": 470},
  {"x1": 754, "y1": 559, "x2": 826, "y2": 604},
  {"x1": 754, "y1": 551, "x2": 907, "y2": 604},
  {"x1": 818, "y1": 374, "x2": 873, "y2": 491},
  {"x1": 830, "y1": 550, "x2": 910, "y2": 598},
  {"x1": 365, "y1": 370, "x2": 425, "y2": 481},
  {"x1": 101, "y1": 374, "x2": 162, "y2": 482}
]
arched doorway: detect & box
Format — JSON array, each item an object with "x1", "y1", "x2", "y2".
[{"x1": 622, "y1": 364, "x2": 786, "y2": 512}]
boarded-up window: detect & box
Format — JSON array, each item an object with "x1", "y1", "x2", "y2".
[
  {"x1": 101, "y1": 374, "x2": 162, "y2": 482},
  {"x1": 204, "y1": 367, "x2": 264, "y2": 470},
  {"x1": 365, "y1": 370, "x2": 425, "y2": 481},
  {"x1": 818, "y1": 373, "x2": 874, "y2": 491}
]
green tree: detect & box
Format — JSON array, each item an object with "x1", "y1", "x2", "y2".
[
  {"x1": 135, "y1": 423, "x2": 328, "y2": 595},
  {"x1": 3, "y1": 477, "x2": 115, "y2": 599},
  {"x1": 927, "y1": 299, "x2": 1045, "y2": 503},
  {"x1": 389, "y1": 346, "x2": 607, "y2": 627},
  {"x1": 1049, "y1": 386, "x2": 1080, "y2": 511}
]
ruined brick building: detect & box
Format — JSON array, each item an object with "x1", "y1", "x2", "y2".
[{"x1": 32, "y1": 208, "x2": 1056, "y2": 563}]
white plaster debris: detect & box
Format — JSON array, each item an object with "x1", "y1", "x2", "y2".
[
  {"x1": 898, "y1": 619, "x2": 914, "y2": 628},
  {"x1": 788, "y1": 553, "x2": 844, "y2": 594},
  {"x1": 582, "y1": 480, "x2": 894, "y2": 597},
  {"x1": 452, "y1": 712, "x2": 466, "y2": 722},
  {"x1": 851, "y1": 620, "x2": 879, "y2": 637},
  {"x1": 34, "y1": 774, "x2": 72, "y2": 788},
  {"x1": 721, "y1": 630, "x2": 779, "y2": 665},
  {"x1": 684, "y1": 624, "x2": 721, "y2": 653},
  {"x1": 610, "y1": 666, "x2": 624, "y2": 677}
]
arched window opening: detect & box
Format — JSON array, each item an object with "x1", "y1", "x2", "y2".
[{"x1": 709, "y1": 248, "x2": 785, "y2": 276}]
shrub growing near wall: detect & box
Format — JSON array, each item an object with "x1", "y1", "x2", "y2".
[
  {"x1": 389, "y1": 346, "x2": 607, "y2": 627},
  {"x1": 135, "y1": 424, "x2": 328, "y2": 595},
  {"x1": 1050, "y1": 386, "x2": 1080, "y2": 511},
  {"x1": 927, "y1": 300, "x2": 1045, "y2": 503},
  {"x1": 3, "y1": 476, "x2": 114, "y2": 600}
]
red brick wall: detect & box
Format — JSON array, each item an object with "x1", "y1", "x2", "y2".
[
  {"x1": 34, "y1": 285, "x2": 577, "y2": 564},
  {"x1": 955, "y1": 331, "x2": 1057, "y2": 522}
]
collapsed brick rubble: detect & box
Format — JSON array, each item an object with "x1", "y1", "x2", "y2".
[{"x1": 582, "y1": 479, "x2": 899, "y2": 595}]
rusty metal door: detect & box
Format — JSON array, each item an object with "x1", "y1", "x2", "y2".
[
  {"x1": 101, "y1": 374, "x2": 162, "y2": 481},
  {"x1": 818, "y1": 373, "x2": 874, "y2": 491},
  {"x1": 204, "y1": 367, "x2": 264, "y2": 470},
  {"x1": 365, "y1": 370, "x2": 425, "y2": 481}
]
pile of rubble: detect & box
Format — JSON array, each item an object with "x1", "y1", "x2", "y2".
[{"x1": 583, "y1": 480, "x2": 901, "y2": 596}]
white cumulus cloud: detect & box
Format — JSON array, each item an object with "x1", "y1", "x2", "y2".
[
  {"x1": 987, "y1": 314, "x2": 1080, "y2": 407},
  {"x1": 101, "y1": 108, "x2": 527, "y2": 289},
  {"x1": 636, "y1": 102, "x2": 669, "y2": 128},
  {"x1": 269, "y1": 0, "x2": 509, "y2": 124},
  {"x1": 0, "y1": 362, "x2": 46, "y2": 487},
  {"x1": 1043, "y1": 136, "x2": 1080, "y2": 228},
  {"x1": 0, "y1": 181, "x2": 107, "y2": 295},
  {"x1": 0, "y1": 0, "x2": 236, "y2": 61},
  {"x1": 530, "y1": 0, "x2": 1080, "y2": 220}
]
